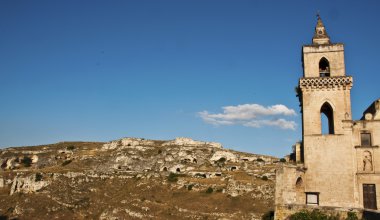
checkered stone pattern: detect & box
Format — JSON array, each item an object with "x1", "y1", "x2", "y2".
[{"x1": 299, "y1": 76, "x2": 353, "y2": 90}]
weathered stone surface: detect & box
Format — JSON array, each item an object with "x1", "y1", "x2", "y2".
[
  {"x1": 162, "y1": 137, "x2": 222, "y2": 148},
  {"x1": 102, "y1": 138, "x2": 156, "y2": 151},
  {"x1": 210, "y1": 151, "x2": 237, "y2": 162},
  {"x1": 10, "y1": 174, "x2": 49, "y2": 195}
]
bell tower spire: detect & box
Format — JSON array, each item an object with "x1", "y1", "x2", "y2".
[{"x1": 312, "y1": 13, "x2": 331, "y2": 45}]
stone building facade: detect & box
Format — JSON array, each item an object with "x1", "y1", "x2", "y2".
[{"x1": 274, "y1": 16, "x2": 380, "y2": 219}]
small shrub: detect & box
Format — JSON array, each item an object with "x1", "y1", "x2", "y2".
[
  {"x1": 215, "y1": 157, "x2": 226, "y2": 167},
  {"x1": 35, "y1": 173, "x2": 43, "y2": 181},
  {"x1": 261, "y1": 210, "x2": 274, "y2": 220},
  {"x1": 206, "y1": 187, "x2": 213, "y2": 194},
  {"x1": 167, "y1": 172, "x2": 179, "y2": 182},
  {"x1": 261, "y1": 176, "x2": 268, "y2": 181},
  {"x1": 61, "y1": 160, "x2": 72, "y2": 166},
  {"x1": 187, "y1": 184, "x2": 194, "y2": 191},
  {"x1": 66, "y1": 145, "x2": 75, "y2": 150},
  {"x1": 195, "y1": 173, "x2": 206, "y2": 178},
  {"x1": 158, "y1": 149, "x2": 162, "y2": 154},
  {"x1": 279, "y1": 158, "x2": 286, "y2": 162},
  {"x1": 289, "y1": 210, "x2": 339, "y2": 220},
  {"x1": 346, "y1": 212, "x2": 359, "y2": 220},
  {"x1": 21, "y1": 156, "x2": 32, "y2": 167},
  {"x1": 217, "y1": 157, "x2": 226, "y2": 163}
]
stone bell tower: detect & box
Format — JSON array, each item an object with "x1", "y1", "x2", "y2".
[
  {"x1": 275, "y1": 15, "x2": 380, "y2": 220},
  {"x1": 299, "y1": 15, "x2": 356, "y2": 207}
]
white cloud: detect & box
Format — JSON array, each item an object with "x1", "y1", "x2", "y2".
[
  {"x1": 243, "y1": 119, "x2": 297, "y2": 130},
  {"x1": 199, "y1": 104, "x2": 297, "y2": 130}
]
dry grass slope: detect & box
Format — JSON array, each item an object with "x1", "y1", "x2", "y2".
[{"x1": 0, "y1": 138, "x2": 280, "y2": 219}]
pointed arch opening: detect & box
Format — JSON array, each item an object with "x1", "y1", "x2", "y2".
[
  {"x1": 296, "y1": 177, "x2": 303, "y2": 188},
  {"x1": 319, "y1": 57, "x2": 330, "y2": 77},
  {"x1": 321, "y1": 102, "x2": 334, "y2": 134}
]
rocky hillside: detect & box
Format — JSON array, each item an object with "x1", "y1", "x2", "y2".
[{"x1": 0, "y1": 137, "x2": 280, "y2": 220}]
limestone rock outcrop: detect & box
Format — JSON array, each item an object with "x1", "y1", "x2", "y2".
[
  {"x1": 162, "y1": 137, "x2": 222, "y2": 148},
  {"x1": 10, "y1": 173, "x2": 49, "y2": 195},
  {"x1": 210, "y1": 151, "x2": 238, "y2": 162}
]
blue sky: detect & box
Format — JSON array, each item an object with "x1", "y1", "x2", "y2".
[{"x1": 0, "y1": 0, "x2": 379, "y2": 157}]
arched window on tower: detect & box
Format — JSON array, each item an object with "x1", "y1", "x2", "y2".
[
  {"x1": 319, "y1": 57, "x2": 330, "y2": 77},
  {"x1": 296, "y1": 177, "x2": 303, "y2": 188},
  {"x1": 321, "y1": 102, "x2": 334, "y2": 134}
]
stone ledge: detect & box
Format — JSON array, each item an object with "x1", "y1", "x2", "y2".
[
  {"x1": 354, "y1": 145, "x2": 379, "y2": 149},
  {"x1": 356, "y1": 172, "x2": 380, "y2": 175},
  {"x1": 303, "y1": 43, "x2": 344, "y2": 52},
  {"x1": 305, "y1": 134, "x2": 345, "y2": 137}
]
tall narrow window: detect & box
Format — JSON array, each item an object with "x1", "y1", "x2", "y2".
[
  {"x1": 319, "y1": 57, "x2": 330, "y2": 77},
  {"x1": 321, "y1": 102, "x2": 334, "y2": 134},
  {"x1": 361, "y1": 133, "x2": 372, "y2": 146}
]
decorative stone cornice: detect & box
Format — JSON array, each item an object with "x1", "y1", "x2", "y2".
[{"x1": 299, "y1": 76, "x2": 353, "y2": 91}]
